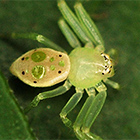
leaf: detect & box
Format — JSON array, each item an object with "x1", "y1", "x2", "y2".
[{"x1": 0, "y1": 71, "x2": 36, "y2": 140}]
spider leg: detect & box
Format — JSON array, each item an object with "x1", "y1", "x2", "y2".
[
  {"x1": 58, "y1": 18, "x2": 81, "y2": 48},
  {"x1": 74, "y1": 2, "x2": 104, "y2": 46},
  {"x1": 58, "y1": 0, "x2": 104, "y2": 49},
  {"x1": 60, "y1": 88, "x2": 83, "y2": 128},
  {"x1": 73, "y1": 88, "x2": 96, "y2": 140},
  {"x1": 95, "y1": 81, "x2": 107, "y2": 92},
  {"x1": 11, "y1": 32, "x2": 65, "y2": 52},
  {"x1": 58, "y1": 19, "x2": 94, "y2": 49},
  {"x1": 58, "y1": 0, "x2": 91, "y2": 44},
  {"x1": 24, "y1": 80, "x2": 72, "y2": 113},
  {"x1": 73, "y1": 88, "x2": 106, "y2": 140},
  {"x1": 81, "y1": 91, "x2": 106, "y2": 139}
]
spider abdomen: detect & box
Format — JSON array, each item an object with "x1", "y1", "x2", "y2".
[
  {"x1": 10, "y1": 48, "x2": 70, "y2": 87},
  {"x1": 68, "y1": 47, "x2": 113, "y2": 88}
]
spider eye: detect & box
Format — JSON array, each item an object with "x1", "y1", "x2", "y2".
[{"x1": 101, "y1": 53, "x2": 113, "y2": 75}]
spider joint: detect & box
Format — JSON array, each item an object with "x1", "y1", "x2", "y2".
[{"x1": 36, "y1": 35, "x2": 45, "y2": 42}]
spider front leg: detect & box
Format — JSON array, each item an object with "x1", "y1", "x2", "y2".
[
  {"x1": 24, "y1": 80, "x2": 72, "y2": 113},
  {"x1": 80, "y1": 91, "x2": 106, "y2": 140},
  {"x1": 58, "y1": 0, "x2": 104, "y2": 46},
  {"x1": 73, "y1": 84, "x2": 107, "y2": 140}
]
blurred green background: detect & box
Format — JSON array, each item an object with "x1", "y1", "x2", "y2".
[{"x1": 0, "y1": 0, "x2": 140, "y2": 139}]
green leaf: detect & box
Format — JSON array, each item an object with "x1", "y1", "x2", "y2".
[{"x1": 0, "y1": 71, "x2": 36, "y2": 140}]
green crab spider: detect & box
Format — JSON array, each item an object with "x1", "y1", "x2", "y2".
[{"x1": 9, "y1": 0, "x2": 120, "y2": 139}]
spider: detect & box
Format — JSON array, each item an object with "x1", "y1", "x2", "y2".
[{"x1": 9, "y1": 0, "x2": 120, "y2": 139}]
